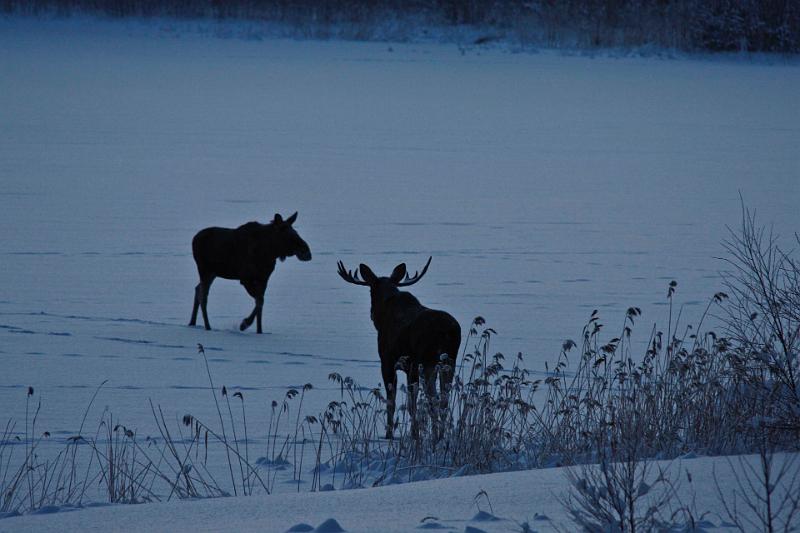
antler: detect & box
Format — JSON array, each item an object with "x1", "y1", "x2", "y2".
[
  {"x1": 396, "y1": 256, "x2": 432, "y2": 287},
  {"x1": 337, "y1": 260, "x2": 370, "y2": 286}
]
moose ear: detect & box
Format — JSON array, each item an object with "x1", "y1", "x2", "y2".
[
  {"x1": 359, "y1": 264, "x2": 378, "y2": 285},
  {"x1": 389, "y1": 263, "x2": 407, "y2": 284},
  {"x1": 286, "y1": 212, "x2": 298, "y2": 225},
  {"x1": 273, "y1": 213, "x2": 283, "y2": 224}
]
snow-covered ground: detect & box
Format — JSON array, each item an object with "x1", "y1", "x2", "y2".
[
  {"x1": 1, "y1": 15, "x2": 799, "y2": 528},
  {"x1": 3, "y1": 452, "x2": 797, "y2": 532}
]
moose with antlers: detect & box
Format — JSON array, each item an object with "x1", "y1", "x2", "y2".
[
  {"x1": 337, "y1": 257, "x2": 461, "y2": 438},
  {"x1": 189, "y1": 213, "x2": 311, "y2": 333}
]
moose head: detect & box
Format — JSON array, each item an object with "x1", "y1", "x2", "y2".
[
  {"x1": 271, "y1": 212, "x2": 311, "y2": 262},
  {"x1": 344, "y1": 257, "x2": 432, "y2": 323}
]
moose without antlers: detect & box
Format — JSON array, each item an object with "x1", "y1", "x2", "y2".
[
  {"x1": 189, "y1": 212, "x2": 311, "y2": 333},
  {"x1": 337, "y1": 257, "x2": 461, "y2": 438}
]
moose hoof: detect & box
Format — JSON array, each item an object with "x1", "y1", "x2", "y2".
[{"x1": 239, "y1": 321, "x2": 249, "y2": 332}]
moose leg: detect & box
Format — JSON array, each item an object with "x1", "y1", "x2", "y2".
[
  {"x1": 439, "y1": 350, "x2": 457, "y2": 413},
  {"x1": 382, "y1": 362, "x2": 398, "y2": 439},
  {"x1": 240, "y1": 280, "x2": 266, "y2": 333},
  {"x1": 254, "y1": 297, "x2": 265, "y2": 334},
  {"x1": 254, "y1": 284, "x2": 266, "y2": 334},
  {"x1": 198, "y1": 277, "x2": 214, "y2": 330},
  {"x1": 240, "y1": 308, "x2": 256, "y2": 331},
  {"x1": 189, "y1": 283, "x2": 201, "y2": 326},
  {"x1": 407, "y1": 364, "x2": 420, "y2": 439}
]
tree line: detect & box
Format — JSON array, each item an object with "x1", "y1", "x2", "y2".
[{"x1": 4, "y1": 0, "x2": 798, "y2": 53}]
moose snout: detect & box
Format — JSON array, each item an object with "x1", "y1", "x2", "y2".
[{"x1": 297, "y1": 247, "x2": 312, "y2": 261}]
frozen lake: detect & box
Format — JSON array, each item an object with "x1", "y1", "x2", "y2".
[{"x1": 1, "y1": 18, "x2": 798, "y2": 488}]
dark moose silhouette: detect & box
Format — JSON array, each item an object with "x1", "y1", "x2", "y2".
[
  {"x1": 190, "y1": 213, "x2": 311, "y2": 333},
  {"x1": 337, "y1": 257, "x2": 461, "y2": 438}
]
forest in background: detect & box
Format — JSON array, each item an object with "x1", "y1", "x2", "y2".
[{"x1": 4, "y1": 0, "x2": 799, "y2": 53}]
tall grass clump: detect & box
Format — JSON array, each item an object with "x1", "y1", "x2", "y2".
[
  {"x1": 554, "y1": 204, "x2": 799, "y2": 531},
  {"x1": 533, "y1": 205, "x2": 797, "y2": 467},
  {"x1": 720, "y1": 203, "x2": 800, "y2": 440},
  {"x1": 0, "y1": 346, "x2": 272, "y2": 515},
  {"x1": 0, "y1": 385, "x2": 115, "y2": 515}
]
